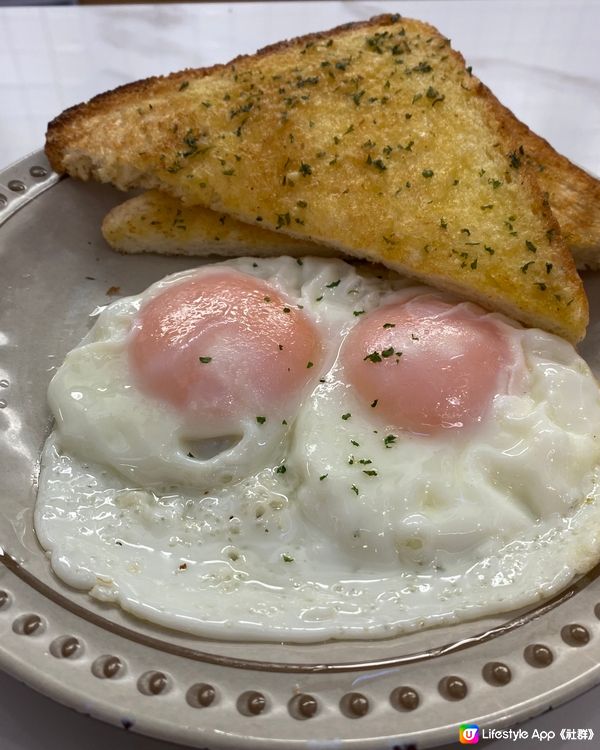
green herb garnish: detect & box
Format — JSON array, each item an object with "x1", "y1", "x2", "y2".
[{"x1": 525, "y1": 240, "x2": 537, "y2": 253}]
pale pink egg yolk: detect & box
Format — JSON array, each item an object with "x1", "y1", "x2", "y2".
[
  {"x1": 341, "y1": 296, "x2": 512, "y2": 435},
  {"x1": 128, "y1": 270, "x2": 322, "y2": 424}
]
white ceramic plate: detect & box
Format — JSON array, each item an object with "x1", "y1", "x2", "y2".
[{"x1": 2, "y1": 148, "x2": 600, "y2": 750}]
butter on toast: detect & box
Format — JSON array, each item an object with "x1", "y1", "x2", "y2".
[
  {"x1": 106, "y1": 121, "x2": 600, "y2": 268},
  {"x1": 46, "y1": 14, "x2": 588, "y2": 342},
  {"x1": 102, "y1": 189, "x2": 327, "y2": 258},
  {"x1": 104, "y1": 109, "x2": 600, "y2": 270}
]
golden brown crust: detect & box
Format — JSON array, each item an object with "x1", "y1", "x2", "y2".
[
  {"x1": 48, "y1": 14, "x2": 600, "y2": 268},
  {"x1": 51, "y1": 43, "x2": 600, "y2": 269},
  {"x1": 477, "y1": 85, "x2": 582, "y2": 283},
  {"x1": 46, "y1": 14, "x2": 403, "y2": 171},
  {"x1": 44, "y1": 13, "x2": 588, "y2": 343},
  {"x1": 485, "y1": 87, "x2": 600, "y2": 267}
]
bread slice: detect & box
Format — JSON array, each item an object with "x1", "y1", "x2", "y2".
[
  {"x1": 106, "y1": 120, "x2": 600, "y2": 269},
  {"x1": 104, "y1": 104, "x2": 600, "y2": 270},
  {"x1": 102, "y1": 189, "x2": 330, "y2": 258},
  {"x1": 488, "y1": 91, "x2": 600, "y2": 270},
  {"x1": 46, "y1": 14, "x2": 588, "y2": 342}
]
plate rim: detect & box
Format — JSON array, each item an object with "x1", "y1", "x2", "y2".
[{"x1": 3, "y1": 149, "x2": 600, "y2": 750}]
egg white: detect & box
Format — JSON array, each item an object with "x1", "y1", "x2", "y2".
[
  {"x1": 35, "y1": 257, "x2": 600, "y2": 641},
  {"x1": 292, "y1": 324, "x2": 600, "y2": 567}
]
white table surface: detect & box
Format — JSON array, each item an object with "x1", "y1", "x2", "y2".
[{"x1": 1, "y1": 2, "x2": 600, "y2": 748}]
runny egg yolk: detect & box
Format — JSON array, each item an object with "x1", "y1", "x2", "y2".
[
  {"x1": 128, "y1": 270, "x2": 322, "y2": 423},
  {"x1": 341, "y1": 295, "x2": 512, "y2": 434}
]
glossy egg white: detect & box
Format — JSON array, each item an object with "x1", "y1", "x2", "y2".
[{"x1": 35, "y1": 257, "x2": 600, "y2": 641}]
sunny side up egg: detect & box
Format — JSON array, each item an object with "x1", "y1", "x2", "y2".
[{"x1": 35, "y1": 257, "x2": 600, "y2": 641}]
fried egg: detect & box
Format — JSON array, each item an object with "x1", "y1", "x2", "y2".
[{"x1": 35, "y1": 257, "x2": 600, "y2": 641}]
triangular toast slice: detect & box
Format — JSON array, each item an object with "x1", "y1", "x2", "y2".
[
  {"x1": 102, "y1": 189, "x2": 326, "y2": 258},
  {"x1": 103, "y1": 109, "x2": 600, "y2": 269},
  {"x1": 46, "y1": 14, "x2": 588, "y2": 342},
  {"x1": 105, "y1": 107, "x2": 600, "y2": 268}
]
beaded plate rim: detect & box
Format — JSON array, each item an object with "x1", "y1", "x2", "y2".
[{"x1": 2, "y1": 150, "x2": 600, "y2": 750}]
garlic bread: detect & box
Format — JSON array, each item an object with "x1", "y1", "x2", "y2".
[
  {"x1": 46, "y1": 14, "x2": 588, "y2": 342},
  {"x1": 102, "y1": 189, "x2": 328, "y2": 258}
]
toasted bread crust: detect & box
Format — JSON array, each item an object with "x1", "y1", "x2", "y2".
[
  {"x1": 46, "y1": 16, "x2": 393, "y2": 170},
  {"x1": 45, "y1": 14, "x2": 588, "y2": 343},
  {"x1": 486, "y1": 87, "x2": 600, "y2": 267},
  {"x1": 49, "y1": 16, "x2": 600, "y2": 270}
]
